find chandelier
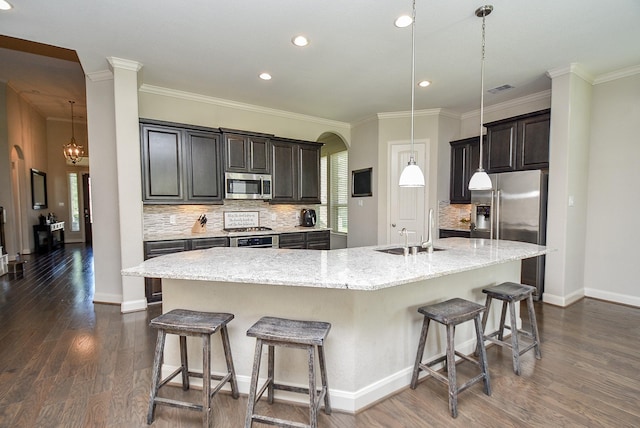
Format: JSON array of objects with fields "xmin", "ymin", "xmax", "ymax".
[{"xmin": 62, "ymin": 100, "xmax": 84, "ymax": 165}]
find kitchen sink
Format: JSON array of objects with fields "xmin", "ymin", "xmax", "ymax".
[{"xmin": 376, "ymin": 246, "xmax": 445, "ymax": 255}]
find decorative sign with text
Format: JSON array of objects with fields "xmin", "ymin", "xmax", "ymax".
[{"xmin": 223, "ymin": 211, "xmax": 260, "ymax": 229}]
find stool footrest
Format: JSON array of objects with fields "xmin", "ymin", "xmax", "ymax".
[
  {"xmin": 251, "ymin": 414, "xmax": 311, "ymax": 428},
  {"xmin": 153, "ymin": 396, "xmax": 203, "ymax": 412}
]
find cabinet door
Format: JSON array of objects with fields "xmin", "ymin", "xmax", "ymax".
[
  {"xmin": 185, "ymin": 130, "xmax": 223, "ymax": 203},
  {"xmin": 306, "ymin": 230, "xmax": 330, "ymax": 250},
  {"xmin": 224, "ymin": 134, "xmax": 248, "ymax": 172},
  {"xmin": 249, "ymin": 136, "xmax": 270, "ymax": 173},
  {"xmin": 298, "ymin": 144, "xmax": 321, "ymax": 203},
  {"xmin": 190, "ymin": 237, "xmax": 228, "ymax": 250},
  {"xmin": 517, "ymin": 113, "xmax": 550, "ymax": 170},
  {"xmin": 279, "ymin": 232, "xmax": 306, "ymax": 249},
  {"xmin": 141, "ymin": 124, "xmax": 184, "ymax": 202},
  {"xmin": 271, "ymin": 141, "xmax": 298, "ymax": 202},
  {"xmin": 449, "ymin": 142, "xmax": 469, "ymax": 203},
  {"xmin": 486, "ymin": 122, "xmax": 517, "ymax": 173},
  {"xmin": 143, "ymin": 239, "xmax": 189, "ymax": 303}
]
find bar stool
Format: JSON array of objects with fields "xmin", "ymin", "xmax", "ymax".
[
  {"xmin": 147, "ymin": 309, "xmax": 239, "ymax": 426},
  {"xmin": 480, "ymin": 282, "xmax": 541, "ymax": 375},
  {"xmin": 245, "ymin": 316, "xmax": 331, "ymax": 428},
  {"xmin": 410, "ymin": 298, "xmax": 491, "ymax": 418}
]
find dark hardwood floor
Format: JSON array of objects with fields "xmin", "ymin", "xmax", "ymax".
[{"xmin": 1, "ymin": 244, "xmax": 639, "ymax": 427}]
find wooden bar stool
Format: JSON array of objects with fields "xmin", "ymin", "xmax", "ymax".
[
  {"xmin": 245, "ymin": 316, "xmax": 331, "ymax": 428},
  {"xmin": 410, "ymin": 298, "xmax": 491, "ymax": 418},
  {"xmin": 480, "ymin": 282, "xmax": 541, "ymax": 375},
  {"xmin": 147, "ymin": 309, "xmax": 239, "ymax": 426}
]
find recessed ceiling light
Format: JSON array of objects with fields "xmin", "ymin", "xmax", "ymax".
[
  {"xmin": 291, "ymin": 35, "xmax": 309, "ymax": 47},
  {"xmin": 395, "ymin": 14, "xmax": 412, "ymax": 28},
  {"xmin": 418, "ymin": 80, "xmax": 431, "ymax": 88},
  {"xmin": 0, "ymin": 0, "xmax": 13, "ymax": 11},
  {"xmin": 259, "ymin": 73, "xmax": 272, "ymax": 81}
]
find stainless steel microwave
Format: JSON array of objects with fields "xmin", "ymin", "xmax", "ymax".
[{"xmin": 224, "ymin": 172, "xmax": 272, "ymax": 200}]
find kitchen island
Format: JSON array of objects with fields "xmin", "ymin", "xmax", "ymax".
[{"xmin": 122, "ymin": 238, "xmax": 549, "ymax": 412}]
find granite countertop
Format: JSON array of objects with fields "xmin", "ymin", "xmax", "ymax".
[
  {"xmin": 144, "ymin": 226, "xmax": 330, "ymax": 242},
  {"xmin": 122, "ymin": 238, "xmax": 550, "ymax": 291}
]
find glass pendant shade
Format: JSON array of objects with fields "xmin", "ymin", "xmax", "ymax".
[
  {"xmin": 398, "ymin": 0, "xmax": 425, "ymax": 188},
  {"xmin": 399, "ymin": 160, "xmax": 425, "ymax": 187},
  {"xmin": 468, "ymin": 168, "xmax": 492, "ymax": 190}
]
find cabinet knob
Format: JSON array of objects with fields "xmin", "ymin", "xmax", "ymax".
[{"xmin": 391, "ymin": 223, "xmax": 396, "ymax": 228}]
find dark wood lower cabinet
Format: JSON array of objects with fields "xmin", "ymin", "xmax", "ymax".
[
  {"xmin": 143, "ymin": 237, "xmax": 229, "ymax": 303},
  {"xmin": 279, "ymin": 230, "xmax": 330, "ymax": 250}
]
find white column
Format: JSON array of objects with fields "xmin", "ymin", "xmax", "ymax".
[
  {"xmin": 544, "ymin": 64, "xmax": 593, "ymax": 306},
  {"xmin": 86, "ymin": 70, "xmax": 124, "ymax": 305},
  {"xmin": 107, "ymin": 57, "xmax": 147, "ymax": 313}
]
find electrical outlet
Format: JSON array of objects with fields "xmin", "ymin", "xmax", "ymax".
[
  {"xmin": 169, "ymin": 215, "xmax": 176, "ymax": 224},
  {"xmin": 270, "ymin": 213, "xmax": 277, "ymax": 221}
]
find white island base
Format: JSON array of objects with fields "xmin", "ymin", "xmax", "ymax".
[{"xmin": 159, "ymin": 259, "xmax": 521, "ymax": 413}]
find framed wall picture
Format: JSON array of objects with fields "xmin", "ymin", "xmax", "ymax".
[
  {"xmin": 352, "ymin": 167, "xmax": 372, "ymax": 197},
  {"xmin": 31, "ymin": 169, "xmax": 48, "ymax": 210}
]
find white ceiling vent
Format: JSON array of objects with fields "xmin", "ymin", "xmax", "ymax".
[{"xmin": 488, "ymin": 84, "xmax": 515, "ymax": 94}]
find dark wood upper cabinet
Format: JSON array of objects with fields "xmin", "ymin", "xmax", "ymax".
[
  {"xmin": 185, "ymin": 130, "xmax": 223, "ymax": 202},
  {"xmin": 221, "ymin": 129, "xmax": 271, "ymax": 174},
  {"xmin": 271, "ymin": 138, "xmax": 322, "ymax": 204},
  {"xmin": 518, "ymin": 112, "xmax": 551, "ymax": 170},
  {"xmin": 141, "ymin": 123, "xmax": 184, "ymax": 202},
  {"xmin": 141, "ymin": 120, "xmax": 223, "ymax": 204},
  {"xmin": 485, "ymin": 109, "xmax": 550, "ymax": 173},
  {"xmin": 449, "ymin": 136, "xmax": 486, "ymax": 204},
  {"xmin": 486, "ymin": 122, "xmax": 517, "ymax": 173}
]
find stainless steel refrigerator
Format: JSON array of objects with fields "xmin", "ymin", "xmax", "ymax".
[{"xmin": 470, "ymin": 170, "xmax": 548, "ymax": 299}]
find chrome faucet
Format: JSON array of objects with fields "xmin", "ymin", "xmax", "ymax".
[
  {"xmin": 399, "ymin": 228, "xmax": 416, "ymax": 255},
  {"xmin": 421, "ymin": 208, "xmax": 435, "ymax": 253}
]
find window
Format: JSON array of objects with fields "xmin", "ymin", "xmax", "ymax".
[
  {"xmin": 68, "ymin": 172, "xmax": 80, "ymax": 232},
  {"xmin": 319, "ymin": 146, "xmax": 348, "ymax": 234}
]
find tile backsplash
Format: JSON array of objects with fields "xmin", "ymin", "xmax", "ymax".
[
  {"xmin": 438, "ymin": 201, "xmax": 472, "ymax": 230},
  {"xmin": 143, "ymin": 201, "xmax": 317, "ymax": 237}
]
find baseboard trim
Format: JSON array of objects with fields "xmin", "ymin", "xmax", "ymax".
[
  {"xmin": 543, "ymin": 289, "xmax": 584, "ymax": 307},
  {"xmin": 121, "ymin": 298, "xmax": 147, "ymax": 313},
  {"xmin": 93, "ymin": 292, "xmax": 122, "ymax": 305},
  {"xmin": 584, "ymin": 288, "xmax": 640, "ymax": 308}
]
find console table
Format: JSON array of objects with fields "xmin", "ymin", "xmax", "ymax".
[{"xmin": 33, "ymin": 222, "xmax": 65, "ymax": 253}]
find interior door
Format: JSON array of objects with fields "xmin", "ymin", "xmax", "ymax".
[
  {"xmin": 389, "ymin": 141, "xmax": 427, "ymax": 245},
  {"xmin": 82, "ymin": 173, "xmax": 93, "ymax": 244}
]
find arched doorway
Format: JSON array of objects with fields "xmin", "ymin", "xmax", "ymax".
[{"xmin": 317, "ymin": 132, "xmax": 349, "ymax": 248}]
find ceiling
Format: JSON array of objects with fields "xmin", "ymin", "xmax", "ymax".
[{"xmin": 0, "ymin": 0, "xmax": 638, "ymax": 124}]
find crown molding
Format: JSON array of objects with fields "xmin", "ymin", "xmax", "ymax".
[
  {"xmin": 546, "ymin": 63, "xmax": 594, "ymax": 83},
  {"xmin": 594, "ymin": 64, "xmax": 640, "ymax": 85},
  {"xmin": 86, "ymin": 69, "xmax": 113, "ymax": 82},
  {"xmin": 107, "ymin": 57, "xmax": 143, "ymax": 72},
  {"xmin": 139, "ymin": 84, "xmax": 351, "ymax": 130},
  {"xmin": 377, "ymin": 108, "xmax": 458, "ymax": 120},
  {"xmin": 460, "ymin": 90, "xmax": 552, "ymax": 121}
]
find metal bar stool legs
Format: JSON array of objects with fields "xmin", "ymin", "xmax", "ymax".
[
  {"xmin": 245, "ymin": 316, "xmax": 332, "ymax": 428},
  {"xmin": 411, "ymin": 298, "xmax": 491, "ymax": 418},
  {"xmin": 147, "ymin": 310, "xmax": 239, "ymax": 426},
  {"xmin": 480, "ymin": 282, "xmax": 541, "ymax": 375}
]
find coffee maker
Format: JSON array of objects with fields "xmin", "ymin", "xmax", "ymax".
[{"xmin": 300, "ymin": 209, "xmax": 317, "ymax": 227}]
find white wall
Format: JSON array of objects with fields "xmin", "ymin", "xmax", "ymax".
[
  {"xmin": 348, "ymin": 117, "xmax": 378, "ymax": 247},
  {"xmin": 583, "ymin": 71, "xmax": 640, "ymax": 306}
]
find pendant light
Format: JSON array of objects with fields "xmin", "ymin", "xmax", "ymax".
[
  {"xmin": 468, "ymin": 5, "xmax": 493, "ymax": 191},
  {"xmin": 398, "ymin": 0, "xmax": 425, "ymax": 188},
  {"xmin": 62, "ymin": 100, "xmax": 84, "ymax": 165}
]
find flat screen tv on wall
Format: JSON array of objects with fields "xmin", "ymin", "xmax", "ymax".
[{"xmin": 352, "ymin": 167, "xmax": 372, "ymax": 197}]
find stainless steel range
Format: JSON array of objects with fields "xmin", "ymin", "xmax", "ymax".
[
  {"xmin": 229, "ymin": 234, "xmax": 279, "ymax": 248},
  {"xmin": 224, "ymin": 211, "xmax": 279, "ymax": 248}
]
